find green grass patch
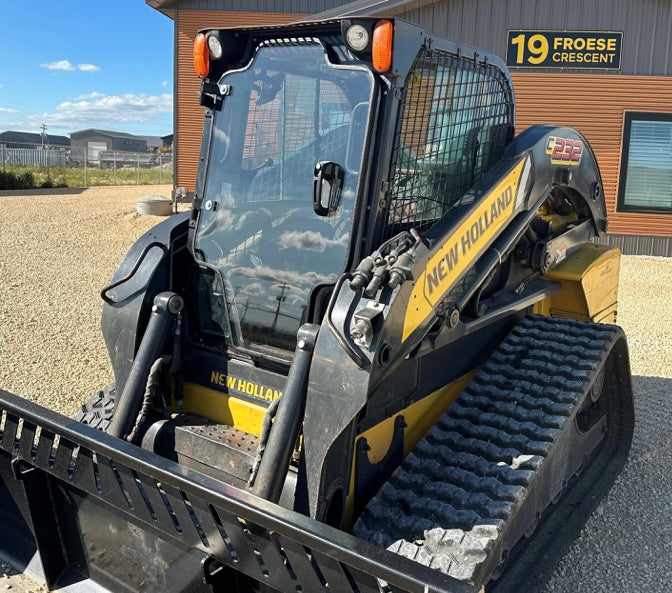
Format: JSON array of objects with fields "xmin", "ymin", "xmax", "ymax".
[{"xmin": 0, "ymin": 164, "xmax": 173, "ymax": 189}]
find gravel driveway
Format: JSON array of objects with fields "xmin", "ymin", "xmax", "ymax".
[{"xmin": 0, "ymin": 186, "xmax": 670, "ymax": 592}]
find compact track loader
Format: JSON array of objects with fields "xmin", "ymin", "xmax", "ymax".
[{"xmin": 0, "ymin": 17, "xmax": 634, "ymax": 593}]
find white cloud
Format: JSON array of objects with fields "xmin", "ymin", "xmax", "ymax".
[
  {"xmin": 41, "ymin": 60, "xmax": 76, "ymax": 71},
  {"xmin": 39, "ymin": 60, "xmax": 101, "ymax": 73},
  {"xmin": 77, "ymin": 64, "xmax": 100, "ymax": 73},
  {"xmin": 23, "ymin": 92, "xmax": 173, "ymax": 133},
  {"xmin": 161, "ymin": 80, "xmax": 170, "ymax": 88},
  {"xmin": 0, "ymin": 107, "xmax": 18, "ymax": 114},
  {"xmin": 71, "ymin": 92, "xmax": 106, "ymax": 100}
]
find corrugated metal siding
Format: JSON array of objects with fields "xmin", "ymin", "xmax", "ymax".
[
  {"xmin": 175, "ymin": 0, "xmax": 349, "ymax": 13},
  {"xmin": 395, "ymin": 0, "xmax": 672, "ymax": 76},
  {"xmin": 595, "ymin": 233, "xmax": 672, "ymax": 256},
  {"xmin": 176, "ymin": 10, "xmax": 306, "ymax": 190},
  {"xmin": 512, "ymin": 72, "xmax": 672, "ymax": 238},
  {"xmin": 309, "ymin": 0, "xmax": 436, "ymax": 19}
]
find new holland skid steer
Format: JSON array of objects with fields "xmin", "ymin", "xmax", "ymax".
[{"xmin": 0, "ymin": 17, "xmax": 634, "ymax": 593}]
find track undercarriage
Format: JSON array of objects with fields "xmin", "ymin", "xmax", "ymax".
[{"xmin": 355, "ymin": 315, "xmax": 634, "ymax": 591}]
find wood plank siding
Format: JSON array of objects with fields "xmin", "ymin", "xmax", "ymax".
[
  {"xmin": 512, "ymin": 72, "xmax": 672, "ymax": 237},
  {"xmin": 176, "ymin": 10, "xmax": 306, "ymax": 190}
]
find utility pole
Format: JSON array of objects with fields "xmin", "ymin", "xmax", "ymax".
[
  {"xmin": 40, "ymin": 123, "xmax": 51, "ymax": 182},
  {"xmin": 273, "ymin": 284, "xmax": 288, "ymax": 328}
]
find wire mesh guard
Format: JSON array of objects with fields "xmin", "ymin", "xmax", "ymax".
[{"xmin": 384, "ymin": 48, "xmax": 514, "ymax": 239}]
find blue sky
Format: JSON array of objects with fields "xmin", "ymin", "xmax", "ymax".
[{"xmin": 0, "ymin": 0, "xmax": 173, "ymax": 137}]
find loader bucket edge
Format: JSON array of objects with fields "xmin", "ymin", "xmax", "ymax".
[{"xmin": 0, "ymin": 389, "xmax": 475, "ymax": 593}]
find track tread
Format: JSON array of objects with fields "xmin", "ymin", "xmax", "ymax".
[
  {"xmin": 353, "ymin": 315, "xmax": 620, "ymax": 586},
  {"xmin": 74, "ymin": 384, "xmax": 116, "ymax": 432}
]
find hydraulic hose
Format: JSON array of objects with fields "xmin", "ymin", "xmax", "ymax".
[
  {"xmin": 247, "ymin": 396, "xmax": 281, "ymax": 488},
  {"xmin": 126, "ymin": 354, "xmax": 171, "ymax": 444},
  {"xmin": 107, "ymin": 291, "xmax": 184, "ymax": 440},
  {"xmin": 170, "ymin": 315, "xmax": 184, "ymax": 412}
]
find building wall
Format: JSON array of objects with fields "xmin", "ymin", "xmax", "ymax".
[
  {"xmin": 175, "ymin": 10, "xmax": 307, "ymax": 190},
  {"xmin": 110, "ymin": 137, "xmax": 147, "ymax": 152},
  {"xmin": 391, "ymin": 0, "xmax": 672, "ymax": 250},
  {"xmin": 71, "ymin": 135, "xmax": 110, "ymax": 150},
  {"xmin": 166, "ymin": 0, "xmax": 672, "ymax": 252},
  {"xmin": 0, "ymin": 133, "xmax": 70, "ymax": 149},
  {"xmin": 396, "ymin": 0, "xmax": 672, "ymax": 76},
  {"xmin": 511, "ymin": 73, "xmax": 672, "ymax": 239},
  {"xmin": 70, "ymin": 134, "xmax": 147, "ymax": 152}
]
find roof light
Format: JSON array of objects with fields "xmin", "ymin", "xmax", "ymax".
[
  {"xmin": 193, "ymin": 33, "xmax": 209, "ymax": 77},
  {"xmin": 345, "ymin": 24, "xmax": 370, "ymax": 52},
  {"xmin": 207, "ymin": 34, "xmax": 223, "ymax": 59},
  {"xmin": 372, "ymin": 20, "xmax": 393, "ymax": 72}
]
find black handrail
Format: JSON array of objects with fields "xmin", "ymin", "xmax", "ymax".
[{"xmin": 100, "ymin": 242, "xmax": 168, "ymax": 304}]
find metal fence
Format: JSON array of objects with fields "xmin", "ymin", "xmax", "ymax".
[
  {"xmin": 0, "ymin": 146, "xmax": 68, "ymax": 167},
  {"xmin": 0, "ymin": 144, "xmax": 173, "ymax": 187}
]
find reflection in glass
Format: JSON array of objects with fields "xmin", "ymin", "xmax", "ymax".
[{"xmin": 194, "ymin": 44, "xmax": 374, "ymax": 353}]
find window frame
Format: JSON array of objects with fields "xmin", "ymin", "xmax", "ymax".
[{"xmin": 617, "ymin": 111, "xmax": 672, "ymax": 214}]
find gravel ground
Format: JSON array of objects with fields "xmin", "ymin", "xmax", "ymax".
[
  {"xmin": 0, "ymin": 186, "xmax": 671, "ymax": 592},
  {"xmin": 540, "ymin": 256, "xmax": 672, "ymax": 593},
  {"xmin": 0, "ymin": 186, "xmax": 168, "ymax": 411}
]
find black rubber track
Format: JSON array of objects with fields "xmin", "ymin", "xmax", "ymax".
[
  {"xmin": 353, "ymin": 315, "xmax": 633, "ymax": 589},
  {"xmin": 74, "ymin": 383, "xmax": 116, "ymax": 431}
]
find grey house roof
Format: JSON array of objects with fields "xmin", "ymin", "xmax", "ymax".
[
  {"xmin": 70, "ymin": 129, "xmax": 143, "ymax": 140},
  {"xmin": 146, "ymin": 0, "xmax": 358, "ymax": 18},
  {"xmin": 0, "ymin": 130, "xmax": 70, "ymax": 147}
]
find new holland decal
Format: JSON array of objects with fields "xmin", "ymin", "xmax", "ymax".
[
  {"xmin": 210, "ymin": 371, "xmax": 282, "ymax": 402},
  {"xmin": 402, "ymin": 158, "xmax": 527, "ymax": 342}
]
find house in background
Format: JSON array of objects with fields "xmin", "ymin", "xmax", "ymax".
[
  {"xmin": 147, "ymin": 0, "xmax": 672, "ymax": 256},
  {"xmin": 0, "ymin": 130, "xmax": 70, "ymax": 149},
  {"xmin": 142, "ymin": 135, "xmax": 165, "ymax": 152},
  {"xmin": 70, "ymin": 129, "xmax": 148, "ymax": 162},
  {"xmin": 161, "ymin": 133, "xmax": 174, "ymax": 151}
]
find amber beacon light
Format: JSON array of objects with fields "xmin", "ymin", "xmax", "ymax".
[
  {"xmin": 372, "ymin": 20, "xmax": 393, "ymax": 72},
  {"xmin": 193, "ymin": 33, "xmax": 209, "ymax": 77}
]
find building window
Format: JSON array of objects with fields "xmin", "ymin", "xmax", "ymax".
[{"xmin": 618, "ymin": 112, "xmax": 672, "ymax": 213}]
